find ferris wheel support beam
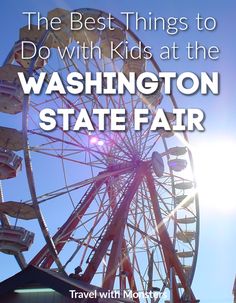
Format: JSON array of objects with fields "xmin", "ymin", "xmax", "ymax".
[
  {"xmin": 82, "ymin": 164, "xmax": 146, "ymax": 287},
  {"xmin": 145, "ymin": 172, "xmax": 197, "ymax": 303},
  {"xmin": 106, "ymin": 180, "xmax": 139, "ymax": 297},
  {"xmin": 30, "ymin": 165, "xmax": 134, "ymax": 268}
]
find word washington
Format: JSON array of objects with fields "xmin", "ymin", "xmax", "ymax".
[
  {"xmin": 39, "ymin": 108, "xmax": 205, "ymax": 131},
  {"xmin": 18, "ymin": 71, "xmax": 219, "ymax": 95}
]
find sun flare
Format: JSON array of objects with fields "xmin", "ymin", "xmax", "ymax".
[{"xmin": 192, "ymin": 140, "xmax": 236, "ymax": 212}]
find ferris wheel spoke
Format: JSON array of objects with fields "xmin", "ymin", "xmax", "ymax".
[
  {"xmin": 144, "ymin": 181, "xmax": 175, "ymax": 219},
  {"xmin": 153, "ymin": 176, "xmax": 176, "ymax": 198},
  {"xmin": 125, "ymin": 111, "xmax": 143, "ymax": 157},
  {"xmin": 31, "ymin": 148, "xmax": 106, "ymax": 169},
  {"xmin": 29, "ymin": 129, "xmax": 131, "ymax": 165},
  {"xmin": 137, "ymin": 122, "xmax": 156, "ymax": 159},
  {"xmin": 23, "ymin": 164, "xmax": 135, "ymax": 206},
  {"xmin": 143, "ymin": 134, "xmax": 160, "ymax": 159}
]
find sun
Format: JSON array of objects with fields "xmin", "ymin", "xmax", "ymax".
[{"xmin": 192, "ymin": 140, "xmax": 236, "ymax": 213}]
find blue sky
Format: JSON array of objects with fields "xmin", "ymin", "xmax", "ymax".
[{"xmin": 0, "ymin": 1, "xmax": 235, "ymax": 302}]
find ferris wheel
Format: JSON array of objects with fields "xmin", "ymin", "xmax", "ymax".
[{"xmin": 0, "ymin": 8, "xmax": 199, "ymax": 303}]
